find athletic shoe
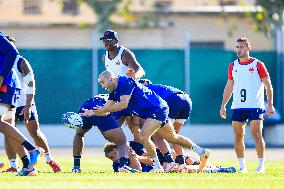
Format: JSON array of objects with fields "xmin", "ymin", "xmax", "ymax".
[
  {"xmin": 71, "ymin": 166, "xmax": 81, "ymax": 173},
  {"xmin": 5, "ymin": 167, "xmax": 18, "ymax": 172},
  {"xmin": 118, "ymin": 166, "xmax": 141, "ymax": 173},
  {"xmin": 218, "ymin": 166, "xmax": 237, "ymax": 173},
  {"xmin": 0, "ymin": 162, "xmax": 4, "ymax": 169},
  {"xmin": 239, "ymin": 167, "xmax": 248, "ymax": 173},
  {"xmin": 47, "ymin": 160, "xmax": 62, "ymax": 172},
  {"xmin": 198, "ymin": 149, "xmax": 211, "ymax": 171},
  {"xmin": 149, "ymin": 166, "xmax": 164, "ymax": 173},
  {"xmin": 255, "ymin": 167, "xmax": 265, "ymax": 174},
  {"xmin": 178, "ymin": 164, "xmax": 189, "ymax": 173},
  {"xmin": 164, "ymin": 162, "xmax": 178, "ymax": 172},
  {"xmin": 28, "ymin": 148, "xmax": 42, "ymax": 170},
  {"xmin": 16, "ymin": 168, "xmax": 37, "ymax": 176}
]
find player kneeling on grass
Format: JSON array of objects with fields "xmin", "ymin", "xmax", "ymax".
[
  {"xmin": 62, "ymin": 94, "xmax": 140, "ymax": 173},
  {"xmin": 104, "ymin": 141, "xmax": 236, "ymax": 173}
]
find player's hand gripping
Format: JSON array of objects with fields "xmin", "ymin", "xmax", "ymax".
[
  {"xmin": 126, "ymin": 68, "xmax": 136, "ymax": 79},
  {"xmin": 93, "ymin": 105, "xmax": 110, "ymax": 116}
]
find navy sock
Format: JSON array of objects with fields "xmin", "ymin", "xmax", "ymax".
[
  {"xmin": 164, "ymin": 152, "xmax": 174, "ymax": 163},
  {"xmin": 119, "ymin": 157, "xmax": 129, "ymax": 167},
  {"xmin": 175, "ymin": 155, "xmax": 185, "ymax": 165},
  {"xmin": 21, "ymin": 155, "xmax": 29, "ymax": 169},
  {"xmin": 22, "ymin": 140, "xmax": 36, "ymax": 151},
  {"xmin": 74, "ymin": 156, "xmax": 81, "ymax": 167}
]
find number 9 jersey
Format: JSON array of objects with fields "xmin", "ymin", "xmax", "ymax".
[{"xmin": 228, "ymin": 58, "xmax": 268, "ymax": 110}]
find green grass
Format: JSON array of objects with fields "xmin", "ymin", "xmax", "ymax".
[{"xmin": 0, "ymin": 156, "xmax": 283, "ymax": 189}]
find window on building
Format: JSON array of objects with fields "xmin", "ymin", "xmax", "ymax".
[
  {"xmin": 190, "ymin": 41, "xmax": 224, "ymax": 49},
  {"xmin": 154, "ymin": 0, "xmax": 172, "ymax": 10},
  {"xmin": 62, "ymin": 0, "xmax": 79, "ymax": 15},
  {"xmin": 23, "ymin": 0, "xmax": 42, "ymax": 15},
  {"xmin": 219, "ymin": 0, "xmax": 238, "ymax": 6}
]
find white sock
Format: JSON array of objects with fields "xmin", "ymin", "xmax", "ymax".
[
  {"xmin": 44, "ymin": 152, "xmax": 53, "ymax": 163},
  {"xmin": 9, "ymin": 159, "xmax": 17, "ymax": 169},
  {"xmin": 258, "ymin": 158, "xmax": 265, "ymax": 169},
  {"xmin": 203, "ymin": 167, "xmax": 219, "ymax": 173},
  {"xmin": 191, "ymin": 143, "xmax": 205, "ymax": 156},
  {"xmin": 151, "ymin": 156, "xmax": 162, "ymax": 168},
  {"xmin": 238, "ymin": 158, "xmax": 246, "ymax": 169}
]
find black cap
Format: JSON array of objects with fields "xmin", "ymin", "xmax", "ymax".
[
  {"xmin": 138, "ymin": 79, "xmax": 152, "ymax": 85},
  {"xmin": 100, "ymin": 30, "xmax": 118, "ymax": 40}
]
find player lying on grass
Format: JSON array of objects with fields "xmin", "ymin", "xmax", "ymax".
[
  {"xmin": 81, "ymin": 71, "xmax": 210, "ymax": 172},
  {"xmin": 104, "ymin": 141, "xmax": 236, "ymax": 173},
  {"xmin": 63, "ymin": 94, "xmax": 140, "ymax": 173}
]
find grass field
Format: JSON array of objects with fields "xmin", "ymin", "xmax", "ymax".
[{"xmin": 0, "ymin": 149, "xmax": 284, "ymax": 189}]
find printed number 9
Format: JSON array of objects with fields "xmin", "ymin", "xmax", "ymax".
[{"xmin": 240, "ymin": 89, "xmax": 246, "ymax": 102}]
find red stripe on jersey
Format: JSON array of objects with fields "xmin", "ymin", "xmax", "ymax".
[
  {"xmin": 0, "ymin": 85, "xmax": 7, "ymax": 92},
  {"xmin": 239, "ymin": 57, "xmax": 254, "ymax": 65},
  {"xmin": 228, "ymin": 63, "xmax": 233, "ymax": 80},
  {"xmin": 257, "ymin": 61, "xmax": 268, "ymax": 79}
]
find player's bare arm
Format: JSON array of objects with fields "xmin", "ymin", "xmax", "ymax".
[
  {"xmin": 80, "ymin": 100, "xmax": 115, "ymax": 117},
  {"xmin": 98, "ymin": 95, "xmax": 131, "ymax": 113},
  {"xmin": 122, "ymin": 50, "xmax": 145, "ymax": 79},
  {"xmin": 102, "ymin": 55, "xmax": 105, "ymax": 65},
  {"xmin": 129, "ymin": 148, "xmax": 142, "ymax": 171},
  {"xmin": 20, "ymin": 59, "xmax": 35, "ymax": 122},
  {"xmin": 0, "ymin": 76, "xmax": 4, "ymax": 87},
  {"xmin": 262, "ymin": 76, "xmax": 275, "ymax": 115},
  {"xmin": 220, "ymin": 80, "xmax": 234, "ymax": 119}
]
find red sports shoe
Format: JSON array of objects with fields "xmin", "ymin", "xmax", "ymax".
[
  {"xmin": 47, "ymin": 160, "xmax": 62, "ymax": 172},
  {"xmin": 0, "ymin": 162, "xmax": 4, "ymax": 169},
  {"xmin": 6, "ymin": 167, "xmax": 18, "ymax": 172}
]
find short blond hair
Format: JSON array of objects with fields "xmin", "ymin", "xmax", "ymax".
[{"xmin": 237, "ymin": 37, "xmax": 251, "ymax": 50}]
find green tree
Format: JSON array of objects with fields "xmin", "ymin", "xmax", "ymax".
[
  {"xmin": 84, "ymin": 0, "xmax": 122, "ymax": 31},
  {"xmin": 253, "ymin": 0, "xmax": 284, "ymax": 38}
]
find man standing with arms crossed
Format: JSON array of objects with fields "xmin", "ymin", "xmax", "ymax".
[{"xmin": 220, "ymin": 37, "xmax": 275, "ymax": 173}]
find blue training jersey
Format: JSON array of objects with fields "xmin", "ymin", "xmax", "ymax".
[
  {"xmin": 78, "ymin": 94, "xmax": 109, "ymax": 112},
  {"xmin": 109, "ymin": 76, "xmax": 168, "ymax": 118},
  {"xmin": 0, "ymin": 33, "xmax": 19, "ymax": 80},
  {"xmin": 146, "ymin": 84, "xmax": 184, "ymax": 100},
  {"xmin": 78, "ymin": 94, "xmax": 121, "ymax": 119}
]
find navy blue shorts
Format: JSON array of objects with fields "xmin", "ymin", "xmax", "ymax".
[
  {"xmin": 166, "ymin": 93, "xmax": 192, "ymax": 120},
  {"xmin": 81, "ymin": 114, "xmax": 121, "ymax": 133},
  {"xmin": 112, "ymin": 109, "xmax": 133, "ymax": 120},
  {"xmin": 231, "ymin": 109, "xmax": 266, "ymax": 122},
  {"xmin": 0, "ymin": 90, "xmax": 20, "ymax": 108},
  {"xmin": 139, "ymin": 107, "xmax": 169, "ymax": 127},
  {"xmin": 16, "ymin": 105, "xmax": 38, "ymax": 122}
]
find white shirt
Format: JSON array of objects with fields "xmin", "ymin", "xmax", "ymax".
[
  {"xmin": 104, "ymin": 46, "xmax": 129, "ymax": 76},
  {"xmin": 231, "ymin": 58, "xmax": 265, "ymax": 109},
  {"xmin": 15, "ymin": 57, "xmax": 34, "ymax": 107}
]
